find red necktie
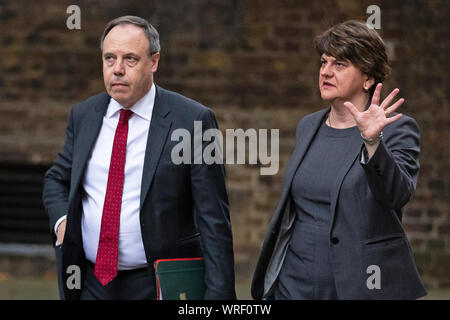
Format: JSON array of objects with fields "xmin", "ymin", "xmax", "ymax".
[{"xmin": 95, "ymin": 108, "xmax": 133, "ymax": 286}]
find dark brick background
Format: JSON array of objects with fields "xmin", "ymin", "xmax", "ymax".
[{"xmin": 0, "ymin": 0, "xmax": 448, "ymax": 290}]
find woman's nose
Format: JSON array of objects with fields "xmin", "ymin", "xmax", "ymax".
[{"xmin": 320, "ymin": 64, "xmax": 333, "ymax": 77}]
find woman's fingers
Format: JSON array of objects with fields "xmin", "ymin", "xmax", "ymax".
[
  {"xmin": 343, "ymin": 101, "xmax": 360, "ymax": 118},
  {"xmin": 380, "ymin": 88, "xmax": 400, "ymax": 110},
  {"xmin": 385, "ymin": 113, "xmax": 403, "ymax": 124},
  {"xmin": 371, "ymin": 83, "xmax": 383, "ymax": 106},
  {"xmin": 343, "ymin": 87, "xmax": 404, "ymax": 131},
  {"xmin": 384, "ymin": 98, "xmax": 405, "ymax": 116}
]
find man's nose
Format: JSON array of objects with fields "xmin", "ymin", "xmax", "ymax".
[{"xmin": 113, "ymin": 59, "xmax": 125, "ymax": 75}]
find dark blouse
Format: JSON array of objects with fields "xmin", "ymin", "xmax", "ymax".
[
  {"xmin": 291, "ymin": 120, "xmax": 359, "ymax": 227},
  {"xmin": 275, "ymin": 119, "xmax": 359, "ymax": 300}
]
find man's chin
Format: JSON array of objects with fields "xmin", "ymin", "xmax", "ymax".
[{"xmin": 109, "ymin": 93, "xmax": 133, "ymax": 108}]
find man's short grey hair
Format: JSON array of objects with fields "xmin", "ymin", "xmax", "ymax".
[{"xmin": 100, "ymin": 15, "xmax": 160, "ymax": 56}]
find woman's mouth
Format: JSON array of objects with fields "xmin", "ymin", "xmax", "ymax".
[{"xmin": 322, "ymin": 81, "xmax": 335, "ymax": 89}]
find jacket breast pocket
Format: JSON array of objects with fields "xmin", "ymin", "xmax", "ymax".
[
  {"xmin": 175, "ymin": 233, "xmax": 203, "ymax": 258},
  {"xmin": 364, "ymin": 233, "xmax": 405, "ymax": 249},
  {"xmin": 176, "ymin": 232, "xmax": 201, "ymax": 245}
]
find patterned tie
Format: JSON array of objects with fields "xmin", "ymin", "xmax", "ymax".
[{"xmin": 94, "ymin": 108, "xmax": 133, "ymax": 286}]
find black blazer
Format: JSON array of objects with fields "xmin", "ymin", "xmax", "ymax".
[
  {"xmin": 252, "ymin": 107, "xmax": 426, "ymax": 300},
  {"xmin": 43, "ymin": 85, "xmax": 236, "ymax": 300}
]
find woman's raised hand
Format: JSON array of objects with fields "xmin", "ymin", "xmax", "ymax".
[{"xmin": 344, "ymin": 83, "xmax": 404, "ymax": 139}]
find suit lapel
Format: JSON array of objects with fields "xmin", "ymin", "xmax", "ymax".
[
  {"xmin": 278, "ymin": 107, "xmax": 363, "ymax": 231},
  {"xmin": 71, "ymin": 93, "xmax": 110, "ymax": 199},
  {"xmin": 140, "ymin": 85, "xmax": 172, "ymax": 208},
  {"xmin": 328, "ymin": 127, "xmax": 363, "ymax": 231},
  {"xmin": 279, "ymin": 108, "xmax": 329, "ymax": 205}
]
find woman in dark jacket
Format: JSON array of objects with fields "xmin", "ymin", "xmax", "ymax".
[{"xmin": 251, "ymin": 20, "xmax": 426, "ymax": 300}]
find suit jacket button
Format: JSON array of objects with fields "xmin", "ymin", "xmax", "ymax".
[{"xmin": 331, "ymin": 237, "xmax": 339, "ymax": 244}]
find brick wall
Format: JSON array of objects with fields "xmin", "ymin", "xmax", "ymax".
[{"xmin": 0, "ymin": 0, "xmax": 448, "ymax": 289}]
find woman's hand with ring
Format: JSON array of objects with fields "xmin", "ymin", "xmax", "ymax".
[{"xmin": 343, "ymin": 83, "xmax": 404, "ymax": 139}]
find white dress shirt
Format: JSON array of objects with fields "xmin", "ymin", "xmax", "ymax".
[{"xmin": 56, "ymin": 84, "xmax": 155, "ymax": 270}]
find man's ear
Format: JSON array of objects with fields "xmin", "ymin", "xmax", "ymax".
[{"xmin": 150, "ymin": 52, "xmax": 160, "ymax": 73}]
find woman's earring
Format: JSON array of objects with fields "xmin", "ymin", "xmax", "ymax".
[{"xmin": 363, "ymin": 86, "xmax": 369, "ymax": 92}]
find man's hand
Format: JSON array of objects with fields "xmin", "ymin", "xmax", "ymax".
[{"xmin": 56, "ymin": 219, "xmax": 67, "ymax": 246}]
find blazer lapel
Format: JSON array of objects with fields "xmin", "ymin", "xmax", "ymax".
[
  {"xmin": 328, "ymin": 128, "xmax": 363, "ymax": 231},
  {"xmin": 140, "ymin": 85, "xmax": 172, "ymax": 208},
  {"xmin": 278, "ymin": 106, "xmax": 364, "ymax": 231},
  {"xmin": 325, "ymin": 98, "xmax": 373, "ymax": 222},
  {"xmin": 71, "ymin": 93, "xmax": 109, "ymax": 199},
  {"xmin": 279, "ymin": 108, "xmax": 329, "ymax": 204}
]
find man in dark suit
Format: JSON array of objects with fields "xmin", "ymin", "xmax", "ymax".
[{"xmin": 43, "ymin": 16, "xmax": 235, "ymax": 300}]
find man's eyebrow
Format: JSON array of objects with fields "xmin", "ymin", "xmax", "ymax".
[
  {"xmin": 102, "ymin": 52, "xmax": 140, "ymax": 56},
  {"xmin": 124, "ymin": 52, "xmax": 140, "ymax": 58}
]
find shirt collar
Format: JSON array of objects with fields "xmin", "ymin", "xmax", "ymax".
[{"xmin": 106, "ymin": 83, "xmax": 156, "ymax": 121}]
